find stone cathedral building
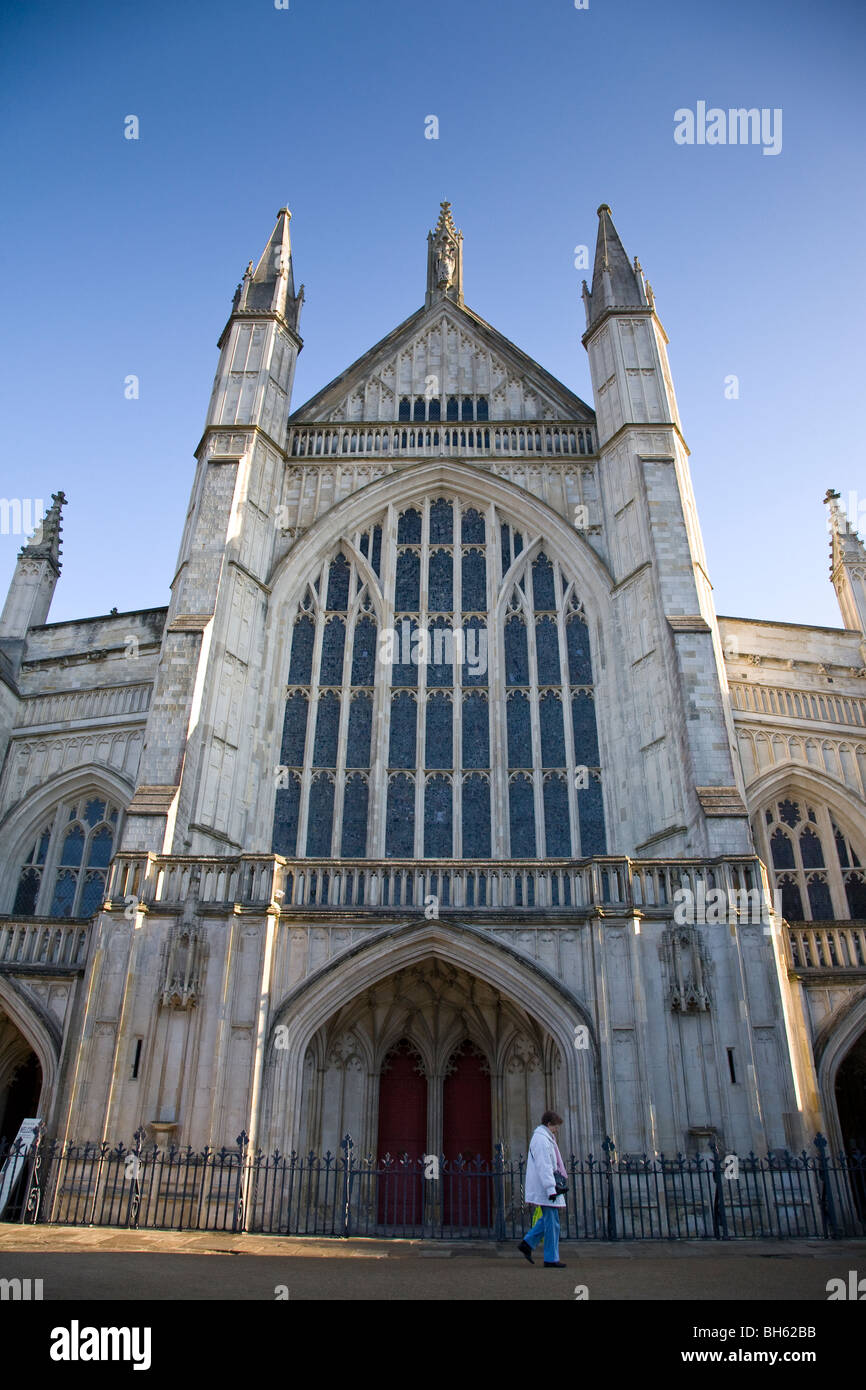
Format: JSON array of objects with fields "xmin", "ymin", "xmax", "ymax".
[{"xmin": 1, "ymin": 203, "xmax": 865, "ymax": 1178}]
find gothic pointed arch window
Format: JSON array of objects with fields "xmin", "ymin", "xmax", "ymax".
[
  {"xmin": 272, "ymin": 502, "xmax": 607, "ymax": 862},
  {"xmin": 11, "ymin": 797, "xmax": 121, "ymax": 918},
  {"xmin": 754, "ymin": 797, "xmax": 866, "ymax": 921}
]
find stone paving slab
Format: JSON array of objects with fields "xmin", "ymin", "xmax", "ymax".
[{"xmin": 1, "ymin": 1226, "xmax": 864, "ymax": 1261}]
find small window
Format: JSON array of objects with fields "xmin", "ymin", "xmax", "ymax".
[
  {"xmin": 461, "ymin": 397, "xmax": 474, "ymax": 421},
  {"xmin": 446, "ymin": 396, "xmax": 459, "ymax": 421},
  {"xmin": 398, "ymin": 397, "xmax": 411, "ymax": 421},
  {"xmin": 476, "ymin": 396, "xmax": 489, "ymax": 421},
  {"xmin": 413, "ymin": 397, "xmax": 426, "ymax": 421}
]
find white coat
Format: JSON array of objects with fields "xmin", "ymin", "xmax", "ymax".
[{"xmin": 524, "ymin": 1124, "xmax": 566, "ymax": 1208}]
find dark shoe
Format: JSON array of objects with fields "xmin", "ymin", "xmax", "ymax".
[
  {"xmin": 518, "ymin": 1240, "xmax": 535, "ymax": 1264},
  {"xmin": 544, "ymin": 1261, "xmax": 567, "ymax": 1267}
]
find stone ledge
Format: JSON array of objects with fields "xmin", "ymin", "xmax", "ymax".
[
  {"xmin": 166, "ymin": 614, "xmax": 213, "ymax": 633},
  {"xmin": 695, "ymin": 786, "xmax": 748, "ymax": 816},
  {"xmin": 125, "ymin": 785, "xmax": 179, "ymax": 815},
  {"xmin": 667, "ymin": 615, "xmax": 712, "ymax": 634}
]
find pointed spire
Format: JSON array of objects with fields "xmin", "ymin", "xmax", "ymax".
[
  {"xmin": 239, "ymin": 207, "xmax": 302, "ymax": 330},
  {"xmin": 0, "ymin": 491, "xmax": 66, "ymax": 654},
  {"xmin": 434, "ymin": 200, "xmax": 458, "ymax": 242},
  {"xmin": 826, "ymin": 488, "xmax": 866, "ymax": 567},
  {"xmin": 824, "ymin": 488, "xmax": 866, "ymax": 640},
  {"xmin": 20, "ymin": 490, "xmax": 66, "ymax": 573},
  {"xmin": 583, "ymin": 204, "xmax": 647, "ymax": 330},
  {"xmin": 426, "ymin": 200, "xmax": 464, "ymax": 307}
]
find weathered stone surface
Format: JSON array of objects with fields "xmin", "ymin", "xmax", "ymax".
[{"xmin": 0, "ymin": 206, "xmax": 863, "ymax": 1172}]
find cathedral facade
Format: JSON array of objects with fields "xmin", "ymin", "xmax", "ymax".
[{"xmin": 1, "ymin": 203, "xmax": 865, "ymax": 1174}]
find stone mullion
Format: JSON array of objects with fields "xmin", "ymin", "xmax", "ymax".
[
  {"xmin": 489, "ymin": 504, "xmax": 509, "ymax": 859},
  {"xmin": 331, "ymin": 561, "xmax": 357, "ymax": 859},
  {"xmin": 525, "ymin": 566, "xmax": 545, "ymax": 859},
  {"xmin": 476, "ymin": 503, "xmax": 495, "ymax": 863},
  {"xmin": 296, "ymin": 560, "xmax": 328, "ymax": 857},
  {"xmin": 427, "ymin": 1071, "xmax": 441, "ymax": 1163},
  {"xmin": 559, "ymin": 466, "xmax": 571, "ymax": 521},
  {"xmin": 559, "ymin": 582, "xmax": 581, "ymax": 858},
  {"xmin": 71, "ymin": 824, "xmax": 95, "ymax": 918},
  {"xmin": 540, "ymin": 463, "xmax": 552, "ymax": 512},
  {"xmin": 438, "ymin": 319, "xmax": 448, "ymax": 428},
  {"xmin": 371, "ymin": 502, "xmax": 397, "ymax": 857},
  {"xmin": 452, "ymin": 497, "xmax": 462, "ymax": 858},
  {"xmin": 33, "ymin": 801, "xmax": 68, "ymax": 917},
  {"xmin": 817, "ymin": 803, "xmax": 849, "ymax": 919},
  {"xmin": 294, "ymin": 467, "xmax": 306, "ymax": 529},
  {"xmin": 791, "ymin": 822, "xmax": 811, "ymax": 921},
  {"xmin": 311, "ymin": 465, "xmax": 324, "ymax": 525},
  {"xmin": 415, "ymin": 499, "xmax": 430, "ymax": 860}
]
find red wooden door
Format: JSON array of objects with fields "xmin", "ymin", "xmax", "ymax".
[
  {"xmin": 442, "ymin": 1042, "xmax": 492, "ymax": 1226},
  {"xmin": 376, "ymin": 1039, "xmax": 427, "ymax": 1225}
]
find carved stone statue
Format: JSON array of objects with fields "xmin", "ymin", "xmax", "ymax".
[{"xmin": 435, "ymin": 237, "xmax": 456, "ymax": 289}]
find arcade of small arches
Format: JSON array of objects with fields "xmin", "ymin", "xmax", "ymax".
[{"xmin": 399, "ymin": 394, "xmax": 489, "ymax": 422}]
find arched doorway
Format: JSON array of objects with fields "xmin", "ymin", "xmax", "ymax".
[
  {"xmin": 443, "ymin": 1040, "xmax": 492, "ymax": 1226},
  {"xmin": 376, "ymin": 1039, "xmax": 427, "ymax": 1224},
  {"xmin": 1, "ymin": 1053, "xmax": 42, "ymax": 1143},
  {"xmin": 264, "ymin": 921, "xmax": 601, "ymax": 1172},
  {"xmin": 0, "ymin": 1008, "xmax": 44, "ymax": 1143},
  {"xmin": 835, "ymin": 1031, "xmax": 866, "ymax": 1219}
]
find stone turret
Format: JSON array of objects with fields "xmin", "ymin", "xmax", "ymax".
[
  {"xmin": 581, "ymin": 204, "xmax": 750, "ymax": 856},
  {"xmin": 825, "ymin": 488, "xmax": 866, "ymax": 647},
  {"xmin": 0, "ymin": 490, "xmax": 66, "ymax": 672},
  {"xmin": 121, "ymin": 208, "xmax": 303, "ymax": 854}
]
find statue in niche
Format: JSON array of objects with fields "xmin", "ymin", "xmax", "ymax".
[{"xmin": 434, "ymin": 236, "xmax": 456, "ymax": 289}]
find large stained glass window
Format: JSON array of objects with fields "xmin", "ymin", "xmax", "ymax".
[
  {"xmin": 754, "ymin": 798, "xmax": 866, "ymax": 922},
  {"xmin": 11, "ymin": 797, "xmax": 120, "ymax": 918},
  {"xmin": 272, "ymin": 499, "xmax": 606, "ymax": 860}
]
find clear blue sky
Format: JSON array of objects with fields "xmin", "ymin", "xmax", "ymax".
[{"xmin": 1, "ymin": 0, "xmax": 863, "ymax": 628}]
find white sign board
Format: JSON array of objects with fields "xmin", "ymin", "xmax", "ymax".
[{"xmin": 0, "ymin": 1117, "xmax": 42, "ymax": 1219}]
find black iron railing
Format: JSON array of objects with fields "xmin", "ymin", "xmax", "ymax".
[{"xmin": 2, "ymin": 1129, "xmax": 864, "ymax": 1241}]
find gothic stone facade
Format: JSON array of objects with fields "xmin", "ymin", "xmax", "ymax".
[{"xmin": 1, "ymin": 203, "xmax": 865, "ymax": 1166}]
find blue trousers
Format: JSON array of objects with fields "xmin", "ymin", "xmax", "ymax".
[{"xmin": 524, "ymin": 1205, "xmax": 561, "ymax": 1263}]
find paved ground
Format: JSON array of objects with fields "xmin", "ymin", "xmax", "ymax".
[{"xmin": 1, "ymin": 1227, "xmax": 865, "ymax": 1300}]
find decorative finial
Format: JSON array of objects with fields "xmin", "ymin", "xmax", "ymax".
[
  {"xmin": 19, "ymin": 489, "xmax": 66, "ymax": 571},
  {"xmin": 426, "ymin": 202, "xmax": 463, "ymax": 305}
]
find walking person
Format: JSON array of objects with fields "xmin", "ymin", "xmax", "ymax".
[{"xmin": 518, "ymin": 1109, "xmax": 568, "ymax": 1267}]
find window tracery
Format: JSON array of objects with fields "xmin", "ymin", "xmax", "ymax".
[{"xmin": 273, "ymin": 498, "xmax": 606, "ymax": 860}]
